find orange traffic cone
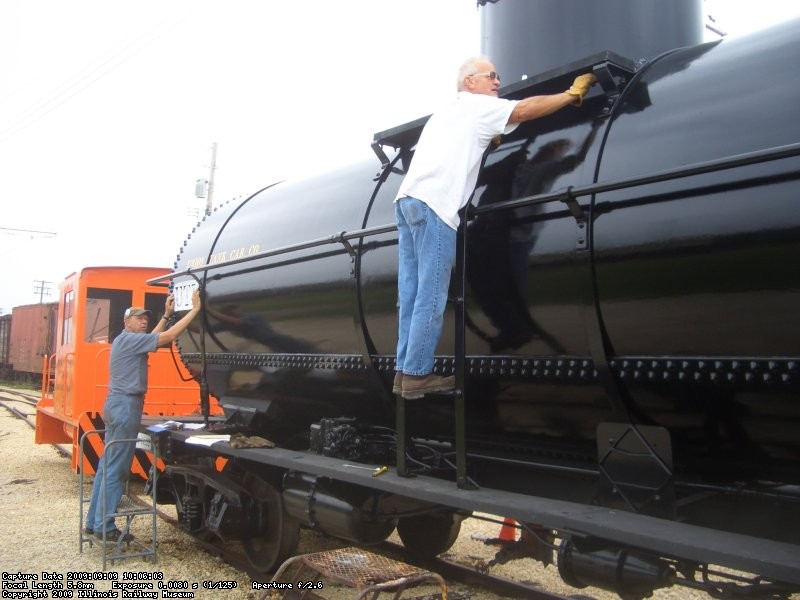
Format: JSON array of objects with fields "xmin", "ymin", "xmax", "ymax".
[{"xmin": 498, "ymin": 518, "xmax": 517, "ymax": 542}]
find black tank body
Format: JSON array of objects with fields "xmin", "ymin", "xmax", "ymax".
[{"xmin": 173, "ymin": 20, "xmax": 800, "ymax": 486}]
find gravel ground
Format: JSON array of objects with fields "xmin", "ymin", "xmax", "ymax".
[{"xmin": 0, "ymin": 402, "xmax": 793, "ymax": 600}]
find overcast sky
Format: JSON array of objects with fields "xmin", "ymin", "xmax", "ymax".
[{"xmin": 1, "ymin": 0, "xmax": 799, "ymax": 313}]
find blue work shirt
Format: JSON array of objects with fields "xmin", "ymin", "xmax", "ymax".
[{"xmin": 108, "ymin": 331, "xmax": 160, "ymax": 395}]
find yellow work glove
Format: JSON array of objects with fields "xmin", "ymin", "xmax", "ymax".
[{"xmin": 565, "ymin": 73, "xmax": 597, "ymax": 106}]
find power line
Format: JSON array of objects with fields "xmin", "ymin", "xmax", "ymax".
[
  {"xmin": 0, "ymin": 3, "xmax": 189, "ymax": 140},
  {"xmin": 0, "ymin": 227, "xmax": 57, "ymax": 239}
]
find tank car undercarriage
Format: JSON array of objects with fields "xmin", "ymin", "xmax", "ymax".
[{"xmin": 149, "ymin": 405, "xmax": 800, "ymax": 599}]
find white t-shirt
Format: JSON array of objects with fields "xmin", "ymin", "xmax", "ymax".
[{"xmin": 396, "ymin": 91, "xmax": 519, "ymax": 229}]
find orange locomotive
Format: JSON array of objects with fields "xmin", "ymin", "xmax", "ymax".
[{"xmin": 34, "ymin": 266, "xmax": 221, "ymax": 476}]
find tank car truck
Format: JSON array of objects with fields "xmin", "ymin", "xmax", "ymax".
[{"xmin": 147, "ymin": 2, "xmax": 799, "ymax": 597}]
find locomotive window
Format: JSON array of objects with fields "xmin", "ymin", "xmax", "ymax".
[
  {"xmin": 144, "ymin": 293, "xmax": 167, "ymax": 326},
  {"xmin": 62, "ymin": 290, "xmax": 75, "ymax": 346},
  {"xmin": 86, "ymin": 288, "xmax": 133, "ymax": 343},
  {"xmin": 84, "ymin": 298, "xmax": 111, "ymax": 343}
]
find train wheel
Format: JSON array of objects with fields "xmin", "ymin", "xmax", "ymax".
[
  {"xmin": 240, "ymin": 471, "xmax": 300, "ymax": 571},
  {"xmin": 397, "ymin": 512, "xmax": 464, "ymax": 559}
]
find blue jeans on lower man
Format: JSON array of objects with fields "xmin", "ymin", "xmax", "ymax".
[
  {"xmin": 85, "ymin": 393, "xmax": 144, "ymax": 533},
  {"xmin": 395, "ymin": 197, "xmax": 457, "ymax": 376}
]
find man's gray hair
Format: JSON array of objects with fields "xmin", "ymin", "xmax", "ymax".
[{"xmin": 456, "ymin": 56, "xmax": 489, "ymax": 91}]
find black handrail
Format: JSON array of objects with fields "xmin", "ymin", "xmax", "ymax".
[
  {"xmin": 146, "ymin": 224, "xmax": 396, "ymax": 285},
  {"xmin": 473, "ymin": 140, "xmax": 800, "ymax": 216},
  {"xmin": 148, "ymin": 141, "xmax": 800, "ymax": 286}
]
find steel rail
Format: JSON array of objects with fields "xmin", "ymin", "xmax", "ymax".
[{"xmin": 0, "ymin": 390, "xmax": 71, "ymax": 459}]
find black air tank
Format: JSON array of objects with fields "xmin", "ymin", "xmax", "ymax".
[{"xmin": 480, "ymin": 0, "xmax": 703, "ymax": 84}]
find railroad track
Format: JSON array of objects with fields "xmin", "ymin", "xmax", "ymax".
[
  {"xmin": 128, "ymin": 488, "xmax": 570, "ymax": 599},
  {"xmin": 0, "ymin": 386, "xmax": 570, "ymax": 599},
  {"xmin": 0, "ymin": 385, "xmax": 40, "ymax": 417},
  {"xmin": 1, "ymin": 386, "xmax": 48, "ymax": 425},
  {"xmin": 0, "ymin": 386, "xmax": 73, "ymax": 459}
]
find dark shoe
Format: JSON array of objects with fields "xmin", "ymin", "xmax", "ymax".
[
  {"xmin": 392, "ymin": 372, "xmax": 403, "ymax": 394},
  {"xmin": 95, "ymin": 529, "xmax": 134, "ymax": 543},
  {"xmin": 84, "ymin": 527, "xmax": 94, "ymax": 535},
  {"xmin": 401, "ymin": 374, "xmax": 455, "ymax": 400}
]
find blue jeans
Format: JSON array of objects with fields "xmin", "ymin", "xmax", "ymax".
[
  {"xmin": 85, "ymin": 393, "xmax": 143, "ymax": 533},
  {"xmin": 395, "ymin": 197, "xmax": 457, "ymax": 376}
]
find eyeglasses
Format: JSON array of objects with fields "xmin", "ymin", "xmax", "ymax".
[{"xmin": 470, "ymin": 71, "xmax": 501, "ymax": 82}]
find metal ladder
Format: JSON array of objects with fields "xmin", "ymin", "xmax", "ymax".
[
  {"xmin": 79, "ymin": 428, "xmax": 159, "ymax": 569},
  {"xmin": 395, "ymin": 216, "xmax": 477, "ymax": 490}
]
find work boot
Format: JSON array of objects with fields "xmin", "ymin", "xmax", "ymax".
[
  {"xmin": 401, "ymin": 374, "xmax": 455, "ymax": 400},
  {"xmin": 95, "ymin": 529, "xmax": 134, "ymax": 543},
  {"xmin": 392, "ymin": 372, "xmax": 403, "ymax": 394}
]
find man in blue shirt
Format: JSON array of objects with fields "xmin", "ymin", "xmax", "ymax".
[{"xmin": 85, "ymin": 289, "xmax": 202, "ymax": 542}]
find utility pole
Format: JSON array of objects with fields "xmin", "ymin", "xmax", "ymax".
[
  {"xmin": 193, "ymin": 142, "xmax": 217, "ymax": 217},
  {"xmin": 206, "ymin": 142, "xmax": 217, "ymax": 216},
  {"xmin": 33, "ymin": 280, "xmax": 52, "ymax": 303}
]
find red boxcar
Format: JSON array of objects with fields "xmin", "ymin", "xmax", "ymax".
[
  {"xmin": 0, "ymin": 314, "xmax": 11, "ymax": 377},
  {"xmin": 8, "ymin": 303, "xmax": 58, "ymax": 379}
]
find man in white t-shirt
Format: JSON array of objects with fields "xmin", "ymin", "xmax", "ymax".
[{"xmin": 394, "ymin": 56, "xmax": 596, "ymax": 399}]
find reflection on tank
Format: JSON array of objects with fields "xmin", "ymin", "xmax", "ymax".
[
  {"xmin": 194, "ymin": 301, "xmax": 321, "ymax": 397},
  {"xmin": 467, "ymin": 126, "xmax": 598, "ymax": 353},
  {"xmin": 206, "ymin": 303, "xmax": 318, "ymax": 354}
]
